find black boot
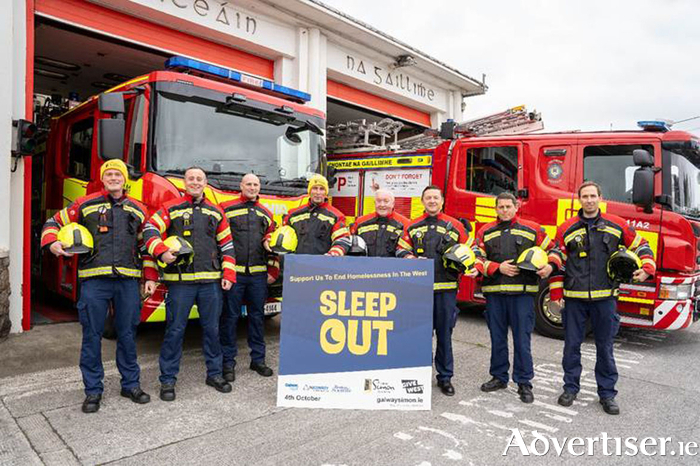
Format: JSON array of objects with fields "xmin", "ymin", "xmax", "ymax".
[
  {"xmin": 223, "ymin": 366, "xmax": 236, "ymax": 383},
  {"xmin": 160, "ymin": 384, "xmax": 176, "ymax": 402},
  {"xmin": 250, "ymin": 362, "xmax": 273, "ymax": 377},
  {"xmin": 557, "ymin": 391, "xmax": 577, "ymax": 407},
  {"xmin": 206, "ymin": 376, "xmax": 232, "ymax": 393},
  {"xmin": 480, "ymin": 377, "xmax": 507, "ymax": 392},
  {"xmin": 600, "ymin": 397, "xmax": 620, "ymax": 415},
  {"xmin": 120, "ymin": 387, "xmax": 151, "ymax": 404},
  {"xmin": 517, "ymin": 384, "xmax": 534, "ymax": 403},
  {"xmin": 437, "ymin": 380, "xmax": 455, "ymax": 396},
  {"xmin": 82, "ymin": 394, "xmax": 102, "ymax": 414}
]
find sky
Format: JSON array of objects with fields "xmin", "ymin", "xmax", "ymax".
[{"xmin": 322, "ymin": 0, "xmax": 700, "ymax": 134}]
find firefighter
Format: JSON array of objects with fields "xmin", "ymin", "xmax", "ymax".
[
  {"xmin": 473, "ymin": 192, "xmax": 557, "ymax": 403},
  {"xmin": 397, "ymin": 185, "xmax": 476, "ymax": 396},
  {"xmin": 350, "ymin": 189, "xmax": 410, "ymax": 257},
  {"xmin": 219, "ymin": 174, "xmax": 278, "ymax": 382},
  {"xmin": 549, "ymin": 181, "xmax": 656, "ymax": 415},
  {"xmin": 283, "ymin": 174, "xmax": 350, "ymax": 256},
  {"xmin": 41, "ymin": 159, "xmax": 153, "ymax": 413},
  {"xmin": 143, "ymin": 167, "xmax": 237, "ymax": 401}
]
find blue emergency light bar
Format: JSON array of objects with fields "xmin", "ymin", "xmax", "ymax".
[
  {"xmin": 637, "ymin": 120, "xmax": 672, "ymax": 132},
  {"xmin": 165, "ymin": 56, "xmax": 311, "ymax": 103}
]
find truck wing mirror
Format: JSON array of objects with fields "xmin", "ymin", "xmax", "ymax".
[
  {"xmin": 97, "ymin": 92, "xmax": 126, "ymax": 160},
  {"xmin": 633, "ymin": 149, "xmax": 654, "ymax": 167},
  {"xmin": 98, "ymin": 119, "xmax": 125, "ymax": 160},
  {"xmin": 327, "ymin": 166, "xmax": 338, "ymax": 188},
  {"xmin": 98, "ymin": 93, "xmax": 125, "ymax": 114},
  {"xmin": 632, "ymin": 167, "xmax": 654, "ymax": 213}
]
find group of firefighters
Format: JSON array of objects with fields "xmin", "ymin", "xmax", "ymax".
[{"xmin": 41, "ymin": 159, "xmax": 656, "ymax": 417}]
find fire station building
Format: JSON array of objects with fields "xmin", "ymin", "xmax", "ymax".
[{"xmin": 0, "ymin": 0, "xmax": 486, "ymax": 334}]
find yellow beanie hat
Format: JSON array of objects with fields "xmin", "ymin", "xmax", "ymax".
[
  {"xmin": 100, "ymin": 159, "xmax": 128, "ymax": 181},
  {"xmin": 307, "ymin": 174, "xmax": 329, "ymax": 195}
]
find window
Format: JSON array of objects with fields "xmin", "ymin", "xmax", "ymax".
[
  {"xmin": 125, "ymin": 95, "xmax": 145, "ymax": 172},
  {"xmin": 668, "ymin": 150, "xmax": 700, "ymax": 218},
  {"xmin": 67, "ymin": 118, "xmax": 93, "ymax": 180},
  {"xmin": 583, "ymin": 144, "xmax": 653, "ymax": 204},
  {"xmin": 465, "ymin": 146, "xmax": 518, "ymax": 194}
]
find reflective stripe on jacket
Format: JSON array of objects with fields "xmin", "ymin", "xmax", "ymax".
[
  {"xmin": 221, "ymin": 195, "xmax": 278, "ymax": 278},
  {"xmin": 350, "ymin": 211, "xmax": 409, "ymax": 257},
  {"xmin": 474, "ymin": 217, "xmax": 555, "ymax": 295},
  {"xmin": 144, "ymin": 193, "xmax": 236, "ymax": 283},
  {"xmin": 284, "ymin": 200, "xmax": 350, "ymax": 255},
  {"xmin": 397, "ymin": 212, "xmax": 472, "ymax": 291},
  {"xmin": 549, "ymin": 210, "xmax": 656, "ymax": 301}
]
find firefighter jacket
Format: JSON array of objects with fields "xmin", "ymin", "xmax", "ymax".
[
  {"xmin": 283, "ymin": 200, "xmax": 350, "ymax": 256},
  {"xmin": 220, "ymin": 195, "xmax": 279, "ymax": 279},
  {"xmin": 473, "ymin": 217, "xmax": 556, "ymax": 295},
  {"xmin": 397, "ymin": 212, "xmax": 472, "ymax": 292},
  {"xmin": 549, "ymin": 209, "xmax": 656, "ymax": 301},
  {"xmin": 41, "ymin": 190, "xmax": 155, "ymax": 281},
  {"xmin": 144, "ymin": 193, "xmax": 236, "ymax": 283},
  {"xmin": 350, "ymin": 211, "xmax": 410, "ymax": 257}
]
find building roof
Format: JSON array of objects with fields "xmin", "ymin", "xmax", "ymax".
[{"xmin": 265, "ymin": 0, "xmax": 487, "ymax": 97}]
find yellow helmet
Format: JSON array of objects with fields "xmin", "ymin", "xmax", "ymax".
[
  {"xmin": 443, "ymin": 243, "xmax": 476, "ymax": 273},
  {"xmin": 56, "ymin": 223, "xmax": 94, "ymax": 254},
  {"xmin": 157, "ymin": 236, "xmax": 194, "ymax": 268},
  {"xmin": 269, "ymin": 225, "xmax": 298, "ymax": 254},
  {"xmin": 607, "ymin": 248, "xmax": 642, "ymax": 282},
  {"xmin": 517, "ymin": 247, "xmax": 549, "ymax": 272}
]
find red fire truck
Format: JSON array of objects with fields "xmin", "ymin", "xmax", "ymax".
[
  {"xmin": 327, "ymin": 112, "xmax": 700, "ymax": 338},
  {"xmin": 35, "ymin": 56, "xmax": 326, "ymax": 323}
]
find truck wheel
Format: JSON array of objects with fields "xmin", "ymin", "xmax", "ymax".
[
  {"xmin": 535, "ymin": 282, "xmax": 565, "ymax": 339},
  {"xmin": 103, "ymin": 304, "xmax": 117, "ymax": 340}
]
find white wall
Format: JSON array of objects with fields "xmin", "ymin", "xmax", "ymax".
[
  {"xmin": 7, "ymin": 0, "xmax": 27, "ymax": 333},
  {"xmin": 0, "ymin": 1, "xmax": 14, "ymax": 254}
]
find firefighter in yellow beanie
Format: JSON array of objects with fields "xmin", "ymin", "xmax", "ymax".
[
  {"xmin": 282, "ymin": 174, "xmax": 349, "ymax": 255},
  {"xmin": 100, "ymin": 159, "xmax": 129, "ymax": 181},
  {"xmin": 41, "ymin": 157, "xmax": 153, "ymax": 413}
]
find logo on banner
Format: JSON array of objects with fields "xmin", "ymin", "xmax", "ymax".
[
  {"xmin": 364, "ymin": 379, "xmax": 395, "ymax": 394},
  {"xmin": 402, "ymin": 379, "xmax": 424, "ymax": 394},
  {"xmin": 285, "ymin": 383, "xmax": 298, "ymax": 391},
  {"xmin": 304, "ymin": 385, "xmax": 329, "ymax": 393},
  {"xmin": 332, "ymin": 385, "xmax": 352, "ymax": 393}
]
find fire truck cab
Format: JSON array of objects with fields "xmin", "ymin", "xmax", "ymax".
[{"xmin": 36, "ymin": 57, "xmax": 326, "ymax": 323}]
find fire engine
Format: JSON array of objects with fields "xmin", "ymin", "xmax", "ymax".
[
  {"xmin": 34, "ymin": 56, "xmax": 326, "ymax": 323},
  {"xmin": 327, "ymin": 108, "xmax": 700, "ymax": 338}
]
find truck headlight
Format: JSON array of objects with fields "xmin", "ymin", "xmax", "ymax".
[{"xmin": 658, "ymin": 283, "xmax": 692, "ymax": 300}]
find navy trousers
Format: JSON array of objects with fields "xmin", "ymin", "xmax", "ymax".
[
  {"xmin": 484, "ymin": 293, "xmax": 535, "ymax": 386},
  {"xmin": 220, "ymin": 273, "xmax": 268, "ymax": 368},
  {"xmin": 159, "ymin": 282, "xmax": 223, "ymax": 384},
  {"xmin": 77, "ymin": 278, "xmax": 141, "ymax": 395},
  {"xmin": 562, "ymin": 298, "xmax": 620, "ymax": 399},
  {"xmin": 433, "ymin": 291, "xmax": 458, "ymax": 383}
]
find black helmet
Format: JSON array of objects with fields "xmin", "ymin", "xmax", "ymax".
[
  {"xmin": 338, "ymin": 235, "xmax": 368, "ymax": 256},
  {"xmin": 607, "ymin": 248, "xmax": 642, "ymax": 282}
]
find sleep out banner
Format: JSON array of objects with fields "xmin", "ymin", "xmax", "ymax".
[{"xmin": 277, "ymin": 255, "xmax": 434, "ymax": 410}]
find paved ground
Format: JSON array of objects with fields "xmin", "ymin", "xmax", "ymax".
[{"xmin": 1, "ymin": 309, "xmax": 699, "ymax": 465}]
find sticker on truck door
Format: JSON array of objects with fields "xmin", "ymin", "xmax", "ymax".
[{"xmin": 363, "ymin": 168, "xmax": 431, "ymax": 219}]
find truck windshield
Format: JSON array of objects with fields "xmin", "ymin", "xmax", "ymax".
[
  {"xmin": 668, "ymin": 150, "xmax": 700, "ymax": 219},
  {"xmin": 152, "ymin": 90, "xmax": 321, "ymax": 183}
]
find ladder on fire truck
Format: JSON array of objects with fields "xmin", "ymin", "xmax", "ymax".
[{"xmin": 326, "ymin": 106, "xmax": 543, "ymax": 153}]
